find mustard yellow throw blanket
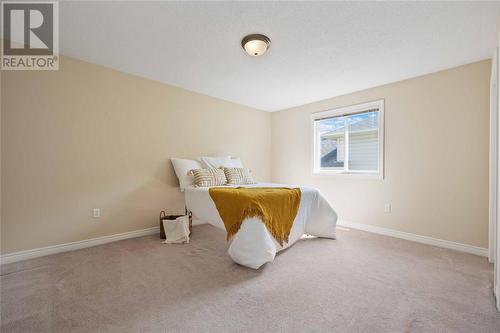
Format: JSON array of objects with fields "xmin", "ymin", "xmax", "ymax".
[{"xmin": 208, "ymin": 187, "xmax": 301, "ymax": 246}]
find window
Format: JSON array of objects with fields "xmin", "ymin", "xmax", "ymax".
[{"xmin": 312, "ymin": 100, "xmax": 384, "ymax": 177}]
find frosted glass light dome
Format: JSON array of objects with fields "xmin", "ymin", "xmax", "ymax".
[{"xmin": 241, "ymin": 34, "xmax": 271, "ymax": 57}]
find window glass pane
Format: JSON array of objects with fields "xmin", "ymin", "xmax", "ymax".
[
  {"xmin": 347, "ymin": 111, "xmax": 379, "ymax": 171},
  {"xmin": 317, "ymin": 117, "xmax": 345, "ymax": 169}
]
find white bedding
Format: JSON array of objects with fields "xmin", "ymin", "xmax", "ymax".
[{"xmin": 184, "ymin": 183, "xmax": 338, "ymax": 269}]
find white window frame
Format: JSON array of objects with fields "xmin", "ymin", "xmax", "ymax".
[{"xmin": 311, "ymin": 99, "xmax": 384, "ymax": 179}]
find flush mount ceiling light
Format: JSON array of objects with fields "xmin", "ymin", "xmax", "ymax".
[{"xmin": 241, "ymin": 34, "xmax": 271, "ymax": 57}]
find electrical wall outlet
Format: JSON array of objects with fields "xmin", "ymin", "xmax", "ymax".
[
  {"xmin": 384, "ymin": 203, "xmax": 391, "ymax": 213},
  {"xmin": 92, "ymin": 208, "xmax": 101, "ymax": 218}
]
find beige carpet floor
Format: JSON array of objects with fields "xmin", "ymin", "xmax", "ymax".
[{"xmin": 1, "ymin": 224, "xmax": 499, "ymax": 333}]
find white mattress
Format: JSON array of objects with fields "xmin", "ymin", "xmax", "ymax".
[{"xmin": 184, "ymin": 183, "xmax": 337, "ymax": 269}]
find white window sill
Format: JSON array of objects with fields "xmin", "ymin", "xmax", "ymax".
[{"xmin": 312, "ymin": 170, "xmax": 383, "ymax": 179}]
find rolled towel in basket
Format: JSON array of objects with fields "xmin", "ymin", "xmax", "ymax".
[{"xmin": 162, "ymin": 215, "xmax": 190, "ymax": 244}]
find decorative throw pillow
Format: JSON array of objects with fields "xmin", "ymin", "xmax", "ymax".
[
  {"xmin": 188, "ymin": 168, "xmax": 227, "ymax": 187},
  {"xmin": 223, "ymin": 167, "xmax": 256, "ymax": 185}
]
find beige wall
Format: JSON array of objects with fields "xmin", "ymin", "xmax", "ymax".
[
  {"xmin": 1, "ymin": 56, "xmax": 491, "ymax": 254},
  {"xmin": 271, "ymin": 60, "xmax": 491, "ymax": 248},
  {"xmin": 1, "ymin": 56, "xmax": 271, "ymax": 254}
]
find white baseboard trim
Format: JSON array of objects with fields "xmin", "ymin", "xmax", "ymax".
[
  {"xmin": 337, "ymin": 220, "xmax": 488, "ymax": 257},
  {"xmin": 1, "ymin": 221, "xmax": 487, "ymax": 264},
  {"xmin": 1, "ymin": 226, "xmax": 160, "ymax": 265}
]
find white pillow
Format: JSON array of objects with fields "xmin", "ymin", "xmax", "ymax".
[
  {"xmin": 230, "ymin": 157, "xmax": 244, "ymax": 168},
  {"xmin": 171, "ymin": 158, "xmax": 202, "ymax": 191},
  {"xmin": 199, "ymin": 156, "xmax": 232, "ymax": 169}
]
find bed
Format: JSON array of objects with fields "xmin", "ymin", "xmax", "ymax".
[{"xmin": 184, "ymin": 183, "xmax": 338, "ymax": 269}]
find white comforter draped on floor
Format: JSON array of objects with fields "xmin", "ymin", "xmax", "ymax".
[{"xmin": 184, "ymin": 183, "xmax": 338, "ymax": 269}]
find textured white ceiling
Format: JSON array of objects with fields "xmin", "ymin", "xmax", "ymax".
[{"xmin": 59, "ymin": 1, "xmax": 499, "ymax": 111}]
